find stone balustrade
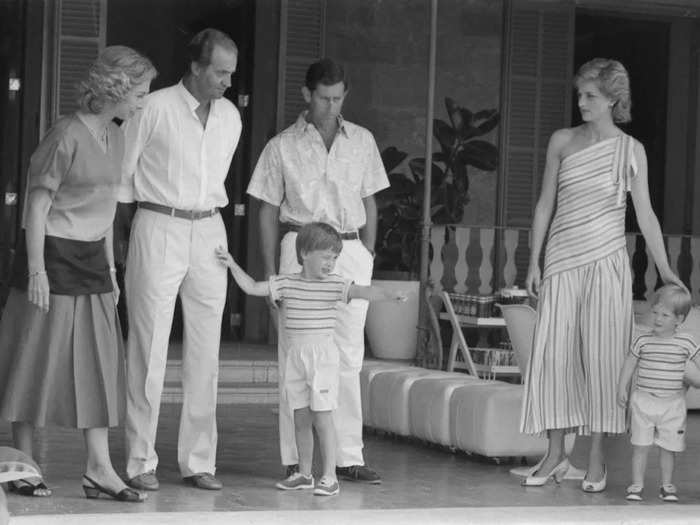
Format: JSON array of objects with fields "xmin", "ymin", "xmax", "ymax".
[{"xmin": 429, "ymin": 225, "xmax": 700, "ymax": 304}]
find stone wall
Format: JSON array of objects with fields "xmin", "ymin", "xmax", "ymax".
[{"xmin": 325, "ymin": 0, "xmax": 503, "ymax": 226}]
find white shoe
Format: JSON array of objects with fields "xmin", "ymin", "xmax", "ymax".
[{"xmin": 522, "ymin": 458, "xmax": 570, "ymax": 486}]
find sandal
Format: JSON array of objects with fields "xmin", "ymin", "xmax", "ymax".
[{"xmin": 8, "ymin": 478, "xmax": 52, "ymax": 497}]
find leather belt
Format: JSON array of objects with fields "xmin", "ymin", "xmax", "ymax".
[
  {"xmin": 137, "ymin": 201, "xmax": 219, "ymax": 220},
  {"xmin": 281, "ymin": 222, "xmax": 359, "ymax": 240}
]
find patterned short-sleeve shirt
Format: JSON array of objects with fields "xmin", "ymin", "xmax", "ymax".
[
  {"xmin": 247, "ymin": 113, "xmax": 389, "ymax": 233},
  {"xmin": 632, "ymin": 332, "xmax": 700, "ymax": 396},
  {"xmin": 269, "ymin": 274, "xmax": 351, "ymax": 336}
]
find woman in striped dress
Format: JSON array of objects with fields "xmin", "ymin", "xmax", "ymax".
[{"xmin": 520, "ymin": 58, "xmax": 683, "ymax": 490}]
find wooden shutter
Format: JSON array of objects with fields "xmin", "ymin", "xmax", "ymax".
[
  {"xmin": 499, "ymin": 0, "xmax": 574, "ymax": 227},
  {"xmin": 53, "ymin": 0, "xmax": 106, "ymax": 120},
  {"xmin": 276, "ymin": 0, "xmax": 326, "ymax": 130}
]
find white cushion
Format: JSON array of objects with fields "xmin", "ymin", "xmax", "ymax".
[{"xmin": 408, "ymin": 375, "xmax": 501, "ymax": 446}]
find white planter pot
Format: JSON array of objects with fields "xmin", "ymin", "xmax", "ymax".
[{"xmin": 365, "ymin": 280, "xmax": 420, "ymax": 360}]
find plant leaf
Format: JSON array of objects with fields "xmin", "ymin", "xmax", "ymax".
[
  {"xmin": 409, "ymin": 158, "xmax": 445, "ymax": 183},
  {"xmin": 476, "ymin": 110, "xmax": 500, "ymax": 135},
  {"xmin": 433, "ymin": 119, "xmax": 456, "ymax": 154},
  {"xmin": 380, "ymin": 146, "xmax": 408, "ymax": 173},
  {"xmin": 458, "ymin": 140, "xmax": 499, "ymax": 171}
]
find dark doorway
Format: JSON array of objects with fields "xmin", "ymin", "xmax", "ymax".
[
  {"xmin": 108, "ymin": 0, "xmax": 255, "ymax": 341},
  {"xmin": 0, "ymin": 0, "xmax": 43, "ymax": 313},
  {"xmin": 574, "ymin": 12, "xmax": 670, "ymax": 232}
]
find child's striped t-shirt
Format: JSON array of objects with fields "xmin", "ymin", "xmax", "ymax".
[
  {"xmin": 631, "ymin": 332, "xmax": 700, "ymax": 396},
  {"xmin": 269, "ymin": 273, "xmax": 351, "ymax": 336}
]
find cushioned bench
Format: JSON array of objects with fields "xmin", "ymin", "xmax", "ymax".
[
  {"xmin": 368, "ymin": 368, "xmax": 465, "ymax": 436},
  {"xmin": 449, "ymin": 382, "xmax": 575, "ymax": 458},
  {"xmin": 360, "ymin": 359, "xmax": 414, "ymax": 427},
  {"xmin": 408, "ymin": 375, "xmax": 501, "ymax": 446}
]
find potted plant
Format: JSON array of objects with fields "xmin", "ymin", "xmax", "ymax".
[{"xmin": 366, "ymin": 98, "xmax": 499, "ymax": 362}]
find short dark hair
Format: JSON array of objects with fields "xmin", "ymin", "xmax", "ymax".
[
  {"xmin": 305, "ymin": 58, "xmax": 348, "ymax": 91},
  {"xmin": 295, "ymin": 222, "xmax": 343, "ymax": 265},
  {"xmin": 184, "ymin": 28, "xmax": 237, "ymax": 76}
]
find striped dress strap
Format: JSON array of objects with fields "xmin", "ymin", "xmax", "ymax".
[{"xmin": 611, "ymin": 134, "xmax": 638, "ymax": 205}]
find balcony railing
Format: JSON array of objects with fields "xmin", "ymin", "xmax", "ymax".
[{"xmin": 428, "ymin": 225, "xmax": 700, "ymax": 304}]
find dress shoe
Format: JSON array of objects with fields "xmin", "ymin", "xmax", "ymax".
[
  {"xmin": 581, "ymin": 465, "xmax": 607, "ymax": 493},
  {"xmin": 522, "ymin": 458, "xmax": 570, "ymax": 486},
  {"xmin": 128, "ymin": 470, "xmax": 159, "ymax": 491},
  {"xmin": 336, "ymin": 465, "xmax": 381, "ymax": 484},
  {"xmin": 83, "ymin": 475, "xmax": 146, "ymax": 502},
  {"xmin": 183, "ymin": 472, "xmax": 223, "ymax": 490}
]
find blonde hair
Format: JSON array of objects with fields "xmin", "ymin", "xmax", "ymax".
[
  {"xmin": 78, "ymin": 45, "xmax": 157, "ymax": 114},
  {"xmin": 574, "ymin": 58, "xmax": 631, "ymax": 123},
  {"xmin": 652, "ymin": 284, "xmax": 692, "ymax": 320}
]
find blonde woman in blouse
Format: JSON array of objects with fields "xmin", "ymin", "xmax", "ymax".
[{"xmin": 0, "ymin": 46, "xmax": 156, "ymax": 501}]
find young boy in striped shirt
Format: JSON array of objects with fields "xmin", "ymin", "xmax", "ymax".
[
  {"xmin": 617, "ymin": 284, "xmax": 699, "ymax": 502},
  {"xmin": 215, "ymin": 222, "xmax": 406, "ymax": 496}
]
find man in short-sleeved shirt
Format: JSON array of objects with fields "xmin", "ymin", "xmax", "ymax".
[{"xmin": 247, "ymin": 58, "xmax": 388, "ymax": 483}]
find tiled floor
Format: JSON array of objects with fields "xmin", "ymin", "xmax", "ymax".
[{"xmin": 4, "ymin": 404, "xmax": 700, "ymax": 521}]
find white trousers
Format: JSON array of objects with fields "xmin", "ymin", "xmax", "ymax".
[
  {"xmin": 124, "ymin": 209, "xmax": 228, "ymax": 478},
  {"xmin": 278, "ymin": 233, "xmax": 373, "ymax": 466}
]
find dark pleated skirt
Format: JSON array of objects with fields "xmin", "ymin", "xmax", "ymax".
[{"xmin": 0, "ymin": 288, "xmax": 125, "ymax": 428}]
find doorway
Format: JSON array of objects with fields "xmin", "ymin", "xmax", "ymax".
[
  {"xmin": 108, "ymin": 0, "xmax": 256, "ymax": 341},
  {"xmin": 574, "ymin": 12, "xmax": 670, "ymax": 232}
]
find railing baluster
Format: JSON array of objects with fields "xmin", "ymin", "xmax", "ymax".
[
  {"xmin": 440, "ymin": 226, "xmax": 458, "ymax": 293},
  {"xmin": 429, "ymin": 226, "xmax": 446, "ymax": 293},
  {"xmin": 465, "ymin": 228, "xmax": 482, "ymax": 294},
  {"xmin": 454, "ymin": 227, "xmax": 470, "ymax": 294},
  {"xmin": 678, "ymin": 236, "xmax": 692, "ymax": 292},
  {"xmin": 479, "ymin": 228, "xmax": 495, "ymax": 294},
  {"xmin": 503, "ymin": 229, "xmax": 518, "ymax": 288},
  {"xmin": 691, "ymin": 237, "xmax": 700, "ymax": 303}
]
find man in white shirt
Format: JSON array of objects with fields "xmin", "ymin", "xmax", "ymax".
[
  {"xmin": 119, "ymin": 28, "xmax": 242, "ymax": 492},
  {"xmin": 247, "ymin": 58, "xmax": 389, "ymax": 484}
]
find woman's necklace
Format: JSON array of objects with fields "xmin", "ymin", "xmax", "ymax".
[{"xmin": 78, "ymin": 113, "xmax": 109, "ymax": 152}]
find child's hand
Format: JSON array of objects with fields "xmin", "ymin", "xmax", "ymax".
[
  {"xmin": 616, "ymin": 387, "xmax": 628, "ymax": 408},
  {"xmin": 215, "ymin": 246, "xmax": 234, "ymax": 268}
]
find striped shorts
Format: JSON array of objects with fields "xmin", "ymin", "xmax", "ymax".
[{"xmin": 520, "ymin": 247, "xmax": 633, "ymax": 436}]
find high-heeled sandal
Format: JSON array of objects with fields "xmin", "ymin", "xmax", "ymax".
[
  {"xmin": 581, "ymin": 465, "xmax": 607, "ymax": 493},
  {"xmin": 521, "ymin": 458, "xmax": 570, "ymax": 486},
  {"xmin": 82, "ymin": 474, "xmax": 147, "ymax": 502},
  {"xmin": 8, "ymin": 478, "xmax": 52, "ymax": 497}
]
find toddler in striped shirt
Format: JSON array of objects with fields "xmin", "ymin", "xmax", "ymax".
[
  {"xmin": 215, "ymin": 222, "xmax": 407, "ymax": 496},
  {"xmin": 617, "ymin": 284, "xmax": 699, "ymax": 502}
]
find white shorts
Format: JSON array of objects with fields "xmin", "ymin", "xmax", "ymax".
[
  {"xmin": 629, "ymin": 390, "xmax": 687, "ymax": 452},
  {"xmin": 283, "ymin": 335, "xmax": 339, "ymax": 412}
]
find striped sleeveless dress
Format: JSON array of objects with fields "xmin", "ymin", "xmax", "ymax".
[{"xmin": 520, "ymin": 134, "xmax": 637, "ymax": 436}]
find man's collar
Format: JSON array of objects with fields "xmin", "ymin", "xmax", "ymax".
[
  {"xmin": 177, "ymin": 80, "xmax": 219, "ymax": 117},
  {"xmin": 295, "ymin": 111, "xmax": 348, "ymax": 137}
]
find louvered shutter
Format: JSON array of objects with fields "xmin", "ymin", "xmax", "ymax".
[
  {"xmin": 499, "ymin": 0, "xmax": 574, "ymax": 227},
  {"xmin": 54, "ymin": 0, "xmax": 106, "ymax": 120},
  {"xmin": 276, "ymin": 0, "xmax": 326, "ymax": 130}
]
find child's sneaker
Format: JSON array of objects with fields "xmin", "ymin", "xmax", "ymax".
[
  {"xmin": 275, "ymin": 472, "xmax": 314, "ymax": 490},
  {"xmin": 313, "ymin": 476, "xmax": 340, "ymax": 496},
  {"xmin": 625, "ymin": 484, "xmax": 643, "ymax": 501},
  {"xmin": 659, "ymin": 484, "xmax": 679, "ymax": 502}
]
